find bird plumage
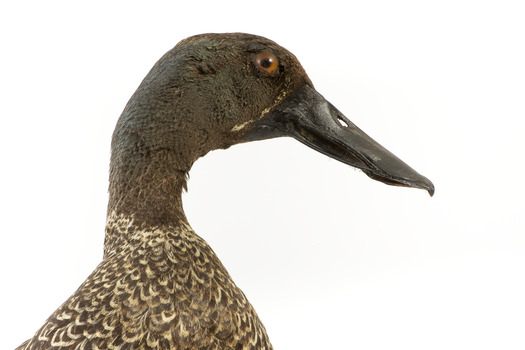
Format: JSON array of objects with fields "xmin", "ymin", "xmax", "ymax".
[
  {"xmin": 21, "ymin": 212, "xmax": 270, "ymax": 349},
  {"xmin": 18, "ymin": 32, "xmax": 433, "ymax": 349}
]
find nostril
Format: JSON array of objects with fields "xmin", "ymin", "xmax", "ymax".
[{"xmin": 337, "ymin": 115, "xmax": 349, "ymax": 128}]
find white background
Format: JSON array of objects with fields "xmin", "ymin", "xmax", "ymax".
[{"xmin": 2, "ymin": 1, "xmax": 524, "ymax": 349}]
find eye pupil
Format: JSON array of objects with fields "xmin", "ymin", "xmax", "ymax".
[{"xmin": 260, "ymin": 58, "xmax": 273, "ymax": 69}]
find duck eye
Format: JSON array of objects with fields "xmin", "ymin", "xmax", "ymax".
[{"xmin": 255, "ymin": 52, "xmax": 279, "ymax": 74}]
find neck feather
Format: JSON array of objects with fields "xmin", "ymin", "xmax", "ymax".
[{"xmin": 104, "ymin": 148, "xmax": 191, "ymax": 254}]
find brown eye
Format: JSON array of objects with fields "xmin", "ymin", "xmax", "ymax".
[{"xmin": 255, "ymin": 51, "xmax": 279, "ymax": 74}]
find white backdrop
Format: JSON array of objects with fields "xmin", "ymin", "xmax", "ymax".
[{"xmin": 2, "ymin": 1, "xmax": 524, "ymax": 349}]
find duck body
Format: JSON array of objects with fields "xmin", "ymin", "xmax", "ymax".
[
  {"xmin": 18, "ymin": 33, "xmax": 433, "ymax": 349},
  {"xmin": 20, "ymin": 215, "xmax": 269, "ymax": 349}
]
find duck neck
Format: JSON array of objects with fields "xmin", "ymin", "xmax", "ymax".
[{"xmin": 104, "ymin": 147, "xmax": 191, "ymax": 253}]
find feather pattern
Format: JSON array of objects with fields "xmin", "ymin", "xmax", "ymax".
[{"xmin": 19, "ymin": 212, "xmax": 271, "ymax": 349}]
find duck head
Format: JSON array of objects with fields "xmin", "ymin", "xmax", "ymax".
[{"xmin": 110, "ymin": 33, "xmax": 433, "ymax": 225}]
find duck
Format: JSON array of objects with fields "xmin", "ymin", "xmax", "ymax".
[{"xmin": 18, "ymin": 33, "xmax": 434, "ymax": 350}]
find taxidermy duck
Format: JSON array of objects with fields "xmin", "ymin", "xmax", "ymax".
[{"xmin": 18, "ymin": 33, "xmax": 434, "ymax": 349}]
